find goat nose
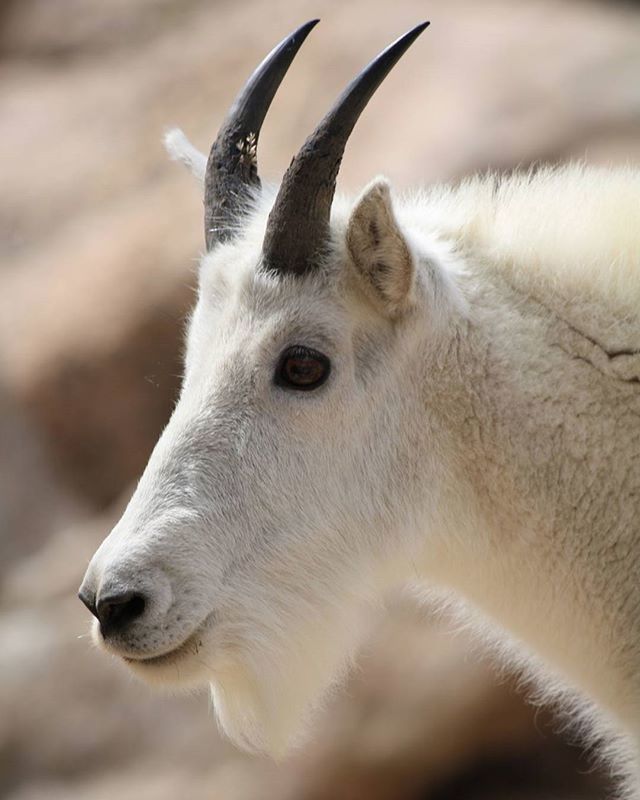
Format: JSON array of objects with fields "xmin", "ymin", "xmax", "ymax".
[
  {"xmin": 94, "ymin": 590, "xmax": 147, "ymax": 637},
  {"xmin": 78, "ymin": 586, "xmax": 97, "ymax": 618}
]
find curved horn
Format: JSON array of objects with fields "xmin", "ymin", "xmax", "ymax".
[
  {"xmin": 262, "ymin": 22, "xmax": 430, "ymax": 275},
  {"xmin": 204, "ymin": 19, "xmax": 319, "ymax": 250}
]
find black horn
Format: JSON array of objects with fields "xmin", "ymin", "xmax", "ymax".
[
  {"xmin": 204, "ymin": 20, "xmax": 319, "ymax": 250},
  {"xmin": 262, "ymin": 22, "xmax": 430, "ymax": 275}
]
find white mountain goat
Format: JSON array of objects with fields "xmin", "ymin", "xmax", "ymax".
[{"xmin": 79, "ymin": 19, "xmax": 640, "ymax": 790}]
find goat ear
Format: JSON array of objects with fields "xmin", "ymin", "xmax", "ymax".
[
  {"xmin": 164, "ymin": 128, "xmax": 207, "ymax": 182},
  {"xmin": 346, "ymin": 179, "xmax": 414, "ymax": 318}
]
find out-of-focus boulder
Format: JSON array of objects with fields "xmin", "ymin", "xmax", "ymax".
[
  {"xmin": 0, "ymin": 387, "xmax": 84, "ymax": 579},
  {"xmin": 0, "ymin": 183, "xmax": 196, "ymax": 506}
]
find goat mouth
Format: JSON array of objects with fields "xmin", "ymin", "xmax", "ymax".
[{"xmin": 122, "ymin": 630, "xmax": 205, "ymax": 668}]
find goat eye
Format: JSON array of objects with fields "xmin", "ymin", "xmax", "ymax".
[{"xmin": 275, "ymin": 346, "xmax": 331, "ymax": 391}]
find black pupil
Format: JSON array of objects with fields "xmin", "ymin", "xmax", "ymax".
[
  {"xmin": 277, "ymin": 347, "xmax": 329, "ymax": 390},
  {"xmin": 286, "ymin": 357, "xmax": 322, "ymax": 384}
]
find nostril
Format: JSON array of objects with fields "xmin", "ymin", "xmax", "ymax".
[{"xmin": 96, "ymin": 590, "xmax": 146, "ymax": 637}]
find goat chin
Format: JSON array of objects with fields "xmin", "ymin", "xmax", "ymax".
[{"xmin": 209, "ymin": 606, "xmax": 370, "ymax": 755}]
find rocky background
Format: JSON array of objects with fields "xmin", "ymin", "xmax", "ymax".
[{"xmin": 0, "ymin": 0, "xmax": 639, "ymax": 798}]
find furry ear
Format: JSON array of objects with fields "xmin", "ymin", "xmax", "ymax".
[
  {"xmin": 346, "ymin": 179, "xmax": 414, "ymax": 318},
  {"xmin": 164, "ymin": 128, "xmax": 207, "ymax": 182}
]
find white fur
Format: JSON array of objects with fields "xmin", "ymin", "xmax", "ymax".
[
  {"xmin": 81, "ymin": 150, "xmax": 640, "ymax": 794},
  {"xmin": 409, "ymin": 164, "xmax": 640, "ymax": 318},
  {"xmin": 164, "ymin": 128, "xmax": 207, "ymax": 181}
]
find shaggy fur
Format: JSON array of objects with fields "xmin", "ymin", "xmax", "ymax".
[{"xmin": 81, "ymin": 130, "xmax": 640, "ymax": 793}]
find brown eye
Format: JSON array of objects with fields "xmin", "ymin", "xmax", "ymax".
[{"xmin": 275, "ymin": 346, "xmax": 331, "ymax": 391}]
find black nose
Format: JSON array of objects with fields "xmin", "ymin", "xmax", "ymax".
[
  {"xmin": 79, "ymin": 588, "xmax": 146, "ymax": 637},
  {"xmin": 97, "ymin": 590, "xmax": 146, "ymax": 636},
  {"xmin": 78, "ymin": 586, "xmax": 97, "ymax": 618}
]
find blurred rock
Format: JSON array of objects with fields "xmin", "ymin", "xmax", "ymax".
[
  {"xmin": 0, "ymin": 181, "xmax": 196, "ymax": 506},
  {"xmin": 0, "ymin": 387, "xmax": 85, "ymax": 579}
]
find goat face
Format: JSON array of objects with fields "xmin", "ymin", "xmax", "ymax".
[{"xmin": 79, "ymin": 22, "xmax": 453, "ymax": 753}]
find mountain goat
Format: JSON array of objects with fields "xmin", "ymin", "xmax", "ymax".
[{"xmin": 79, "ymin": 19, "xmax": 640, "ymax": 791}]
